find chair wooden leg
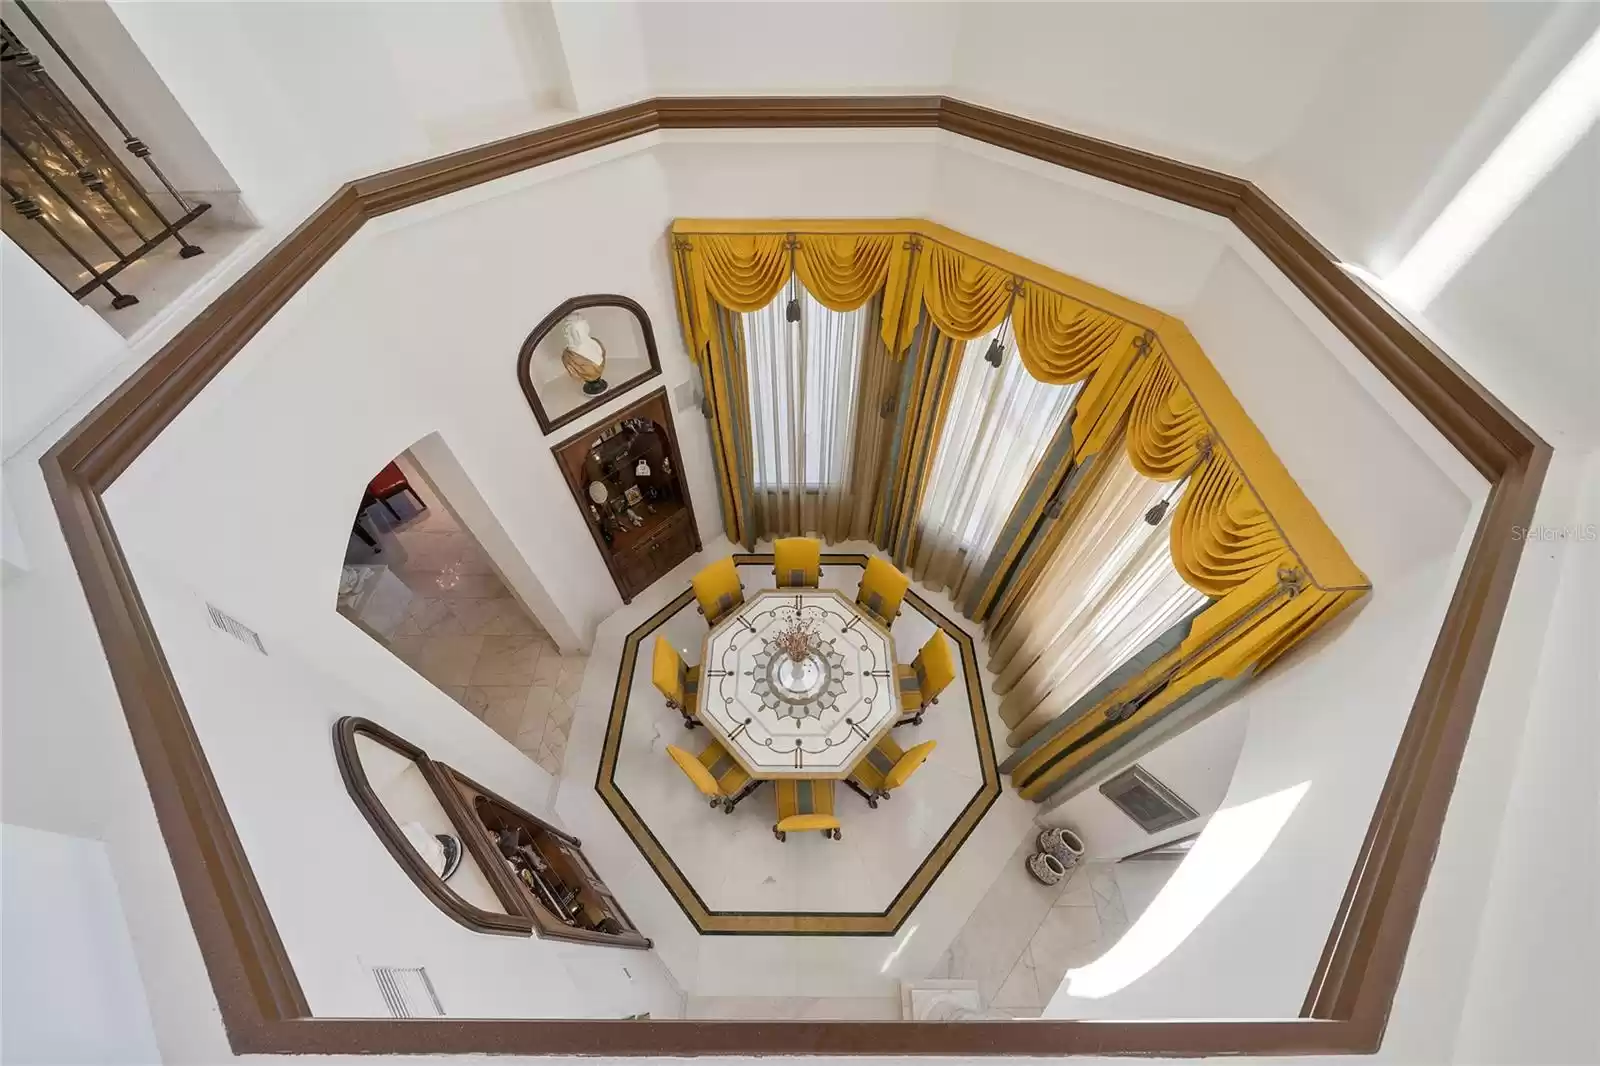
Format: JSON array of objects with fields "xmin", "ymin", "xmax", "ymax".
[
  {"xmin": 723, "ymin": 779, "xmax": 761, "ymax": 814},
  {"xmin": 844, "ymin": 778, "xmax": 880, "ymax": 809}
]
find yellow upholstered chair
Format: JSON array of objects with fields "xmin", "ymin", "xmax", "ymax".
[
  {"xmin": 773, "ymin": 537, "xmax": 822, "ymax": 588},
  {"xmin": 651, "ymin": 636, "xmax": 701, "ymax": 729},
  {"xmin": 667, "ymin": 739, "xmax": 757, "ymax": 813},
  {"xmin": 773, "ymin": 778, "xmax": 842, "ymax": 841},
  {"xmin": 692, "ymin": 557, "xmax": 744, "ymax": 625},
  {"xmin": 856, "ymin": 556, "xmax": 910, "ymax": 626},
  {"xmin": 846, "ymin": 736, "xmax": 936, "ymax": 809},
  {"xmin": 895, "ymin": 631, "xmax": 957, "ymax": 727}
]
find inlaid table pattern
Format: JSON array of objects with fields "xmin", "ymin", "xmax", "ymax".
[{"xmin": 699, "ymin": 589, "xmax": 897, "ymax": 779}]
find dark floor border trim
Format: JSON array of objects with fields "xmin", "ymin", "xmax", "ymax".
[
  {"xmin": 41, "ymin": 96, "xmax": 1548, "ymax": 1056},
  {"xmin": 593, "ymin": 555, "xmax": 1000, "ymax": 935}
]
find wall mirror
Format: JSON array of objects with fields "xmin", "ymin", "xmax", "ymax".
[{"xmin": 517, "ymin": 294, "xmax": 662, "ymax": 434}]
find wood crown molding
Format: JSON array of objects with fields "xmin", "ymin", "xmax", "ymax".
[{"xmin": 41, "ymin": 95, "xmax": 1547, "ymax": 1057}]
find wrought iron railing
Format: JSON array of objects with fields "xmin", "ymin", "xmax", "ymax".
[{"xmin": 1, "ymin": 1, "xmax": 207, "ymax": 309}]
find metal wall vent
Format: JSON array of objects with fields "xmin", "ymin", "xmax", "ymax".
[
  {"xmin": 372, "ymin": 966, "xmax": 444, "ymax": 1018},
  {"xmin": 1099, "ymin": 764, "xmax": 1199, "ymax": 834},
  {"xmin": 205, "ymin": 603, "xmax": 265, "ymax": 654}
]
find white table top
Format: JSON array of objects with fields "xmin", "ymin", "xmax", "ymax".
[{"xmin": 699, "ymin": 589, "xmax": 898, "ymax": 779}]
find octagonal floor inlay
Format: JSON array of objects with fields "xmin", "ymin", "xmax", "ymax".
[{"xmin": 596, "ymin": 554, "xmax": 1000, "ymax": 934}]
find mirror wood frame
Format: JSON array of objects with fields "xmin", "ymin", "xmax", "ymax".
[{"xmin": 517, "ymin": 293, "xmax": 663, "ymax": 435}]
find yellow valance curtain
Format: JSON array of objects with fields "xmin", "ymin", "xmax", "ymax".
[
  {"xmin": 679, "ymin": 231, "xmax": 897, "ymax": 338},
  {"xmin": 797, "ymin": 235, "xmax": 896, "ymax": 311},
  {"xmin": 917, "ymin": 242, "xmax": 1013, "ymax": 340},
  {"xmin": 670, "ymin": 219, "xmax": 1370, "ymax": 807},
  {"xmin": 1015, "ymin": 288, "xmax": 1146, "ymax": 386},
  {"xmin": 697, "ymin": 234, "xmax": 790, "ymax": 312}
]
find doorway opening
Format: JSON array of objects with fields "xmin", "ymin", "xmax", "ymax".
[{"xmin": 335, "ymin": 448, "xmax": 583, "ymax": 776}]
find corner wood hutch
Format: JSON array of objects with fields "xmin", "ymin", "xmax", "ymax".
[
  {"xmin": 334, "ymin": 717, "xmax": 648, "ymax": 947},
  {"xmin": 551, "ymin": 387, "xmax": 700, "ymax": 603}
]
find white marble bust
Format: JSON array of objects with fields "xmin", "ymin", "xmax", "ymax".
[
  {"xmin": 560, "ymin": 312, "xmax": 607, "ymax": 392},
  {"xmin": 562, "ymin": 314, "xmax": 604, "ymax": 361}
]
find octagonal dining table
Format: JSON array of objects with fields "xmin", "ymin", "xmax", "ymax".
[{"xmin": 698, "ymin": 588, "xmax": 897, "ymax": 779}]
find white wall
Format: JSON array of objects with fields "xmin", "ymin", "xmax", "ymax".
[
  {"xmin": 0, "ymin": 824, "xmax": 162, "ymax": 1065},
  {"xmin": 657, "ymin": 130, "xmax": 941, "ymax": 219},
  {"xmin": 1, "ymin": 416, "xmax": 239, "ymax": 1064},
  {"xmin": 372, "ymin": 1, "xmax": 572, "ymax": 153},
  {"xmin": 1042, "ymin": 699, "xmax": 1250, "ymax": 861},
  {"xmin": 104, "ymin": 0, "xmax": 579, "ymax": 226},
  {"xmin": 641, "ymin": 1, "xmax": 959, "ymax": 96},
  {"xmin": 1262, "ymin": 2, "xmax": 1589, "ymax": 266},
  {"xmin": 117, "ymin": 548, "xmax": 681, "ymax": 1021},
  {"xmin": 107, "ymin": 0, "xmax": 405, "ymax": 225},
  {"xmin": 1425, "ymin": 125, "xmax": 1600, "ymax": 452},
  {"xmin": 2, "ymin": 241, "xmax": 131, "ymax": 460},
  {"xmin": 1450, "ymin": 449, "xmax": 1599, "ymax": 1065},
  {"xmin": 949, "ymin": 2, "xmax": 1372, "ymax": 173},
  {"xmin": 106, "ymin": 147, "xmax": 709, "ymax": 651},
  {"xmin": 547, "ymin": 0, "xmax": 649, "ymax": 112},
  {"xmin": 931, "ymin": 138, "xmax": 1229, "ymax": 314}
]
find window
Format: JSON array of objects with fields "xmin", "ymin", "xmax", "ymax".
[
  {"xmin": 913, "ymin": 326, "xmax": 1081, "ymax": 594},
  {"xmin": 993, "ymin": 449, "xmax": 1212, "ymax": 747},
  {"xmin": 741, "ymin": 287, "xmax": 867, "ymax": 490}
]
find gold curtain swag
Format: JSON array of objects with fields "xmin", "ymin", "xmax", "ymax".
[
  {"xmin": 670, "ymin": 219, "xmax": 1369, "ymax": 803},
  {"xmin": 995, "ymin": 324, "xmax": 1370, "ymax": 800}
]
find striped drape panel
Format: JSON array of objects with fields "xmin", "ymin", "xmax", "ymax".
[
  {"xmin": 989, "ymin": 449, "xmax": 1212, "ymax": 748},
  {"xmin": 741, "ymin": 289, "xmax": 874, "ymax": 542},
  {"xmin": 907, "ymin": 325, "xmax": 1081, "ymax": 603},
  {"xmin": 881, "ymin": 316, "xmax": 965, "ymax": 563}
]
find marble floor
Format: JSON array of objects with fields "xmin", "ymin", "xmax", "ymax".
[
  {"xmin": 553, "ymin": 537, "xmax": 1041, "ymax": 1003},
  {"xmin": 931, "ymin": 834, "xmax": 1176, "ymax": 1017},
  {"xmin": 347, "ymin": 497, "xmax": 585, "ymax": 777},
  {"xmin": 606, "ymin": 557, "xmax": 995, "ymax": 918}
]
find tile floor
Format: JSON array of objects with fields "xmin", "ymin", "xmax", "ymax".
[
  {"xmin": 930, "ymin": 832, "xmax": 1176, "ymax": 1017},
  {"xmin": 356, "ymin": 502, "xmax": 586, "ymax": 777},
  {"xmin": 553, "ymin": 537, "xmax": 1040, "ymax": 1004}
]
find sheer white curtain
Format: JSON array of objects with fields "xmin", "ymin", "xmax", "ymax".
[
  {"xmin": 911, "ymin": 326, "xmax": 1081, "ymax": 599},
  {"xmin": 741, "ymin": 286, "xmax": 868, "ymax": 536},
  {"xmin": 992, "ymin": 448, "xmax": 1211, "ymax": 746}
]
